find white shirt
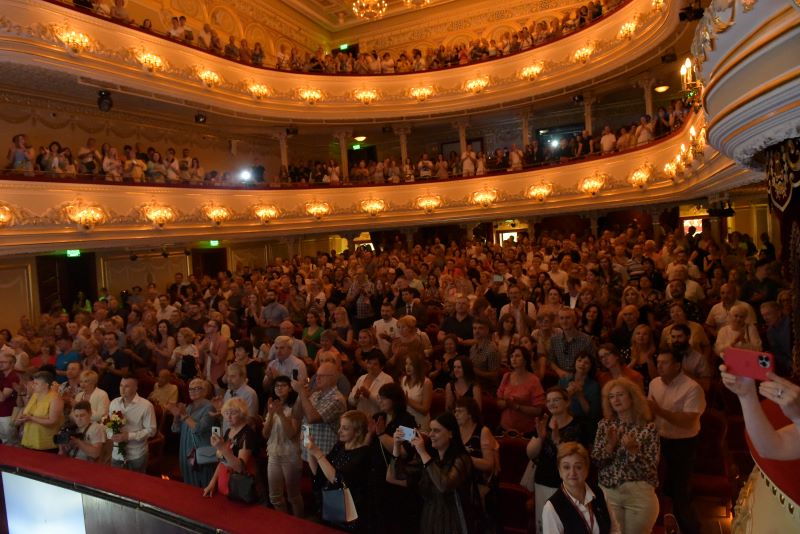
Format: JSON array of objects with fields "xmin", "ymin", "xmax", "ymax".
[
  {"xmin": 541, "ymin": 485, "xmax": 620, "ymax": 534},
  {"xmin": 267, "ymin": 338, "xmax": 308, "ymax": 361},
  {"xmin": 648, "ymin": 373, "xmax": 705, "ymax": 439},
  {"xmin": 600, "ymin": 133, "xmax": 617, "ymax": 153},
  {"xmin": 156, "ymin": 305, "xmax": 177, "ymax": 322},
  {"xmin": 373, "ymin": 318, "xmax": 398, "ymax": 356},
  {"xmin": 266, "ymin": 354, "xmax": 308, "ymax": 384},
  {"xmin": 108, "ymin": 394, "xmax": 156, "ymax": 461},
  {"xmin": 499, "ymin": 301, "xmax": 537, "ymax": 335},
  {"xmin": 75, "ymin": 387, "xmax": 110, "ymax": 423},
  {"xmin": 706, "ymin": 300, "xmax": 757, "ymax": 330},
  {"xmin": 348, "ymin": 372, "xmax": 393, "ymax": 416}
]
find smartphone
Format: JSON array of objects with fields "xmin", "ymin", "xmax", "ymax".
[
  {"xmin": 211, "ymin": 426, "xmax": 221, "ymax": 438},
  {"xmin": 492, "ymin": 274, "xmax": 504, "ymax": 283},
  {"xmin": 292, "ymin": 369, "xmax": 299, "ymax": 380},
  {"xmin": 723, "ymin": 347, "xmax": 775, "ymax": 381},
  {"xmin": 301, "ymin": 424, "xmax": 310, "ymax": 447},
  {"xmin": 398, "ymin": 425, "xmax": 416, "ymax": 442}
]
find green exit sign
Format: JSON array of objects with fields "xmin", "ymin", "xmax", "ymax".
[
  {"xmin": 209, "ymin": 240, "xmax": 219, "ymax": 247},
  {"xmin": 339, "ymin": 44, "xmax": 348, "ymax": 51},
  {"xmin": 66, "ymin": 249, "xmax": 81, "ymax": 258},
  {"xmin": 352, "ymin": 144, "xmax": 361, "ymax": 150}
]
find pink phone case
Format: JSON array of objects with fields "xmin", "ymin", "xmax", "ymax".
[{"xmin": 723, "ymin": 347, "xmax": 774, "ymax": 381}]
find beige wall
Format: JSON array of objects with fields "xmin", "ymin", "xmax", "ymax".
[
  {"xmin": 99, "ymin": 252, "xmax": 191, "ymax": 298},
  {"xmin": 0, "ymin": 259, "xmax": 37, "ymax": 333}
]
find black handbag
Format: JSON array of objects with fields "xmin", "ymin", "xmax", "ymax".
[{"xmin": 227, "ymin": 471, "xmax": 257, "ymax": 504}]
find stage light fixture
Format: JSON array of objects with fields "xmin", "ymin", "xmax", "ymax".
[{"xmin": 97, "ymin": 90, "xmax": 113, "ymax": 112}]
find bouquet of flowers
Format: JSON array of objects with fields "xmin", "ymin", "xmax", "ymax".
[{"xmin": 102, "ymin": 410, "xmax": 127, "ymax": 461}]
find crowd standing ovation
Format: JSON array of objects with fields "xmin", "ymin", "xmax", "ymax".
[{"xmin": 0, "ymin": 221, "xmax": 793, "ymax": 534}]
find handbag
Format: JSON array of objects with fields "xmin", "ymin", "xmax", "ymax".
[
  {"xmin": 322, "ymin": 483, "xmax": 358, "ymax": 524},
  {"xmin": 227, "ymin": 471, "xmax": 257, "ymax": 504},
  {"xmin": 187, "ymin": 427, "xmax": 218, "ymax": 470}
]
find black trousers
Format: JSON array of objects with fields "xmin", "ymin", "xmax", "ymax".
[{"xmin": 660, "ymin": 436, "xmax": 701, "ymax": 534}]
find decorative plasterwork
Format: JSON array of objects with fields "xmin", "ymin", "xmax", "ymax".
[{"xmin": 0, "ymin": 0, "xmax": 679, "ymax": 121}]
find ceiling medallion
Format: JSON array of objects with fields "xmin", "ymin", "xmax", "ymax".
[
  {"xmin": 527, "ymin": 182, "xmax": 554, "ymax": 202},
  {"xmin": 352, "ymin": 0, "xmax": 388, "ymax": 20},
  {"xmin": 409, "ymin": 86, "xmax": 434, "ymax": 102},
  {"xmin": 353, "ymin": 88, "xmax": 379, "ymax": 105},
  {"xmin": 360, "ymin": 198, "xmax": 386, "ymax": 216},
  {"xmin": 253, "ymin": 204, "xmax": 280, "ymax": 224},
  {"xmin": 306, "ymin": 201, "xmax": 332, "ymax": 220}
]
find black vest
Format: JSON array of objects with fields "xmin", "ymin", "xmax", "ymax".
[{"xmin": 547, "ymin": 484, "xmax": 612, "ymax": 534}]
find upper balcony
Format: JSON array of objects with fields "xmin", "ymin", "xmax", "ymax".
[
  {"xmin": 0, "ymin": 0, "xmax": 686, "ymax": 122},
  {"xmin": 0, "ymin": 112, "xmax": 762, "ymax": 255}
]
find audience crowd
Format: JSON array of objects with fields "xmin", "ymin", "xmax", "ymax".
[
  {"xmin": 0, "ymin": 221, "xmax": 792, "ymax": 534},
  {"xmin": 62, "ymin": 0, "xmax": 623, "ymax": 75}
]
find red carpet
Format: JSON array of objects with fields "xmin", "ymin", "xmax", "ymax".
[{"xmin": 0, "ymin": 445, "xmax": 335, "ymax": 534}]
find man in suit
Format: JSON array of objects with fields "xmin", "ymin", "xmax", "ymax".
[{"xmin": 395, "ymin": 288, "xmax": 427, "ymax": 327}]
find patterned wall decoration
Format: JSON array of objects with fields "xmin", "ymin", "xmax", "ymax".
[{"xmin": 767, "ymin": 137, "xmax": 800, "ymax": 213}]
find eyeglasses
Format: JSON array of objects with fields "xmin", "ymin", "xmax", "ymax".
[{"xmin": 607, "ymin": 393, "xmax": 626, "ymax": 399}]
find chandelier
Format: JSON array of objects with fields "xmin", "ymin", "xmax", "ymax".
[
  {"xmin": 404, "ymin": 0, "xmax": 431, "ymax": 7},
  {"xmin": 409, "ymin": 86, "xmax": 434, "ymax": 102},
  {"xmin": 202, "ymin": 204, "xmax": 231, "ymax": 226},
  {"xmin": 573, "ymin": 45, "xmax": 593, "ymax": 64},
  {"xmin": 652, "ymin": 0, "xmax": 665, "ymax": 11},
  {"xmin": 579, "ymin": 172, "xmax": 607, "ymax": 196},
  {"xmin": 527, "ymin": 182, "xmax": 553, "ymax": 202},
  {"xmin": 354, "ymin": 89, "xmax": 379, "ymax": 105},
  {"xmin": 352, "ymin": 0, "xmax": 387, "ymax": 19},
  {"xmin": 415, "ymin": 194, "xmax": 442, "ymax": 213},
  {"xmin": 59, "ymin": 30, "xmax": 90, "ymax": 54},
  {"xmin": 0, "ymin": 204, "xmax": 13, "ymax": 226},
  {"xmin": 520, "ymin": 61, "xmax": 544, "ymax": 81},
  {"xmin": 64, "ymin": 201, "xmax": 107, "ymax": 230},
  {"xmin": 137, "ymin": 51, "xmax": 163, "ymax": 72},
  {"xmin": 198, "ymin": 69, "xmax": 221, "ymax": 88},
  {"xmin": 253, "ymin": 204, "xmax": 279, "ymax": 224},
  {"xmin": 248, "ymin": 83, "xmax": 272, "ymax": 100},
  {"xmin": 306, "ymin": 201, "xmax": 331, "ymax": 220},
  {"xmin": 689, "ymin": 126, "xmax": 706, "ymax": 157},
  {"xmin": 628, "ymin": 163, "xmax": 654, "ymax": 189},
  {"xmin": 617, "ymin": 21, "xmax": 637, "ymax": 41},
  {"xmin": 464, "ymin": 76, "xmax": 490, "ymax": 94},
  {"xmin": 141, "ymin": 202, "xmax": 176, "ymax": 228},
  {"xmin": 360, "ymin": 199, "xmax": 386, "ymax": 216},
  {"xmin": 298, "ymin": 88, "xmax": 323, "ymax": 105},
  {"xmin": 470, "ymin": 188, "xmax": 497, "ymax": 208}
]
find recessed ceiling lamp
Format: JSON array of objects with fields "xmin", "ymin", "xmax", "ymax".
[
  {"xmin": 352, "ymin": 0, "xmax": 387, "ymax": 19},
  {"xmin": 654, "ymin": 85, "xmax": 670, "ymax": 93},
  {"xmin": 354, "ymin": 136, "xmax": 367, "ymax": 142}
]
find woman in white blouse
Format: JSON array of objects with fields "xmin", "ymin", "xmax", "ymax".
[{"xmin": 714, "ymin": 303, "xmax": 762, "ymax": 357}]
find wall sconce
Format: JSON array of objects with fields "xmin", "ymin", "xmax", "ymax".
[
  {"xmin": 354, "ymin": 89, "xmax": 379, "ymax": 105},
  {"xmin": 415, "ymin": 194, "xmax": 442, "ymax": 213},
  {"xmin": 203, "ymin": 204, "xmax": 231, "ymax": 226},
  {"xmin": 253, "ymin": 204, "xmax": 279, "ymax": 224},
  {"xmin": 248, "ymin": 83, "xmax": 272, "ymax": 100},
  {"xmin": 628, "ymin": 163, "xmax": 654, "ymax": 189},
  {"xmin": 527, "ymin": 182, "xmax": 553, "ymax": 202},
  {"xmin": 652, "ymin": 0, "xmax": 665, "ymax": 11},
  {"xmin": 306, "ymin": 201, "xmax": 332, "ymax": 220},
  {"xmin": 470, "ymin": 188, "xmax": 497, "ymax": 208},
  {"xmin": 579, "ymin": 172, "xmax": 607, "ymax": 196},
  {"xmin": 58, "ymin": 30, "xmax": 90, "ymax": 54},
  {"xmin": 664, "ymin": 156, "xmax": 685, "ymax": 181},
  {"xmin": 464, "ymin": 76, "xmax": 489, "ymax": 94},
  {"xmin": 617, "ymin": 21, "xmax": 637, "ymax": 41},
  {"xmin": 409, "ymin": 86, "xmax": 434, "ymax": 102},
  {"xmin": 298, "ymin": 88, "xmax": 324, "ymax": 105},
  {"xmin": 0, "ymin": 203, "xmax": 14, "ymax": 226},
  {"xmin": 141, "ymin": 203, "xmax": 176, "ymax": 228},
  {"xmin": 520, "ymin": 61, "xmax": 544, "ymax": 81},
  {"xmin": 689, "ymin": 126, "xmax": 706, "ymax": 157},
  {"xmin": 64, "ymin": 201, "xmax": 107, "ymax": 230},
  {"xmin": 573, "ymin": 45, "xmax": 593, "ymax": 64},
  {"xmin": 198, "ymin": 69, "xmax": 221, "ymax": 88},
  {"xmin": 360, "ymin": 198, "xmax": 386, "ymax": 216},
  {"xmin": 137, "ymin": 51, "xmax": 164, "ymax": 72}
]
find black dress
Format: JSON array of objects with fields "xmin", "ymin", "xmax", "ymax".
[{"xmin": 315, "ymin": 442, "xmax": 372, "ymax": 533}]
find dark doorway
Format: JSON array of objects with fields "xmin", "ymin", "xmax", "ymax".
[
  {"xmin": 348, "ymin": 145, "xmax": 378, "ymax": 166},
  {"xmin": 191, "ymin": 248, "xmax": 228, "ymax": 279},
  {"xmin": 36, "ymin": 253, "xmax": 97, "ymax": 315}
]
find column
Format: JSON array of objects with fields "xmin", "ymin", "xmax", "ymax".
[
  {"xmin": 636, "ymin": 75, "xmax": 656, "ymax": 117},
  {"xmin": 393, "ymin": 125, "xmax": 411, "ymax": 164},
  {"xmin": 527, "ymin": 216, "xmax": 541, "ymax": 243},
  {"xmin": 647, "ymin": 206, "xmax": 664, "ymax": 241},
  {"xmin": 453, "ymin": 119, "xmax": 469, "ymax": 155},
  {"xmin": 334, "ymin": 130, "xmax": 352, "ymax": 183},
  {"xmin": 583, "ymin": 93, "xmax": 597, "ymax": 134},
  {"xmin": 588, "ymin": 211, "xmax": 599, "ymax": 237},
  {"xmin": 276, "ymin": 132, "xmax": 289, "ymax": 170},
  {"xmin": 521, "ymin": 113, "xmax": 531, "ymax": 148}
]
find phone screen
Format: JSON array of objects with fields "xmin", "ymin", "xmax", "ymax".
[{"xmin": 211, "ymin": 426, "xmax": 221, "ymax": 438}]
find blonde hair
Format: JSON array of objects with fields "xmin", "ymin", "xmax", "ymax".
[
  {"xmin": 178, "ymin": 327, "xmax": 195, "ymax": 345},
  {"xmin": 397, "ymin": 315, "xmax": 417, "ymax": 330},
  {"xmin": 222, "ymin": 397, "xmax": 248, "ymax": 417},
  {"xmin": 601, "ymin": 377, "xmax": 652, "ymax": 424},
  {"xmin": 340, "ymin": 410, "xmax": 369, "ymax": 446},
  {"xmin": 556, "ymin": 442, "xmax": 590, "ymax": 466}
]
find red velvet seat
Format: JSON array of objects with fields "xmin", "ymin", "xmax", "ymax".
[
  {"xmin": 495, "ymin": 434, "xmax": 533, "ymax": 533},
  {"xmin": 146, "ymin": 432, "xmax": 165, "ymax": 475},
  {"xmin": 481, "ymin": 394, "xmax": 501, "ymax": 431},
  {"xmin": 691, "ymin": 409, "xmax": 733, "ymax": 516}
]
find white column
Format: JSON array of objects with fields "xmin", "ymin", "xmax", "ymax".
[
  {"xmin": 636, "ymin": 75, "xmax": 656, "ymax": 117},
  {"xmin": 521, "ymin": 113, "xmax": 530, "ymax": 148},
  {"xmin": 453, "ymin": 119, "xmax": 469, "ymax": 155},
  {"xmin": 276, "ymin": 132, "xmax": 289, "ymax": 169},
  {"xmin": 334, "ymin": 130, "xmax": 352, "ymax": 182},
  {"xmin": 583, "ymin": 93, "xmax": 596, "ymax": 134},
  {"xmin": 393, "ymin": 125, "xmax": 411, "ymax": 164}
]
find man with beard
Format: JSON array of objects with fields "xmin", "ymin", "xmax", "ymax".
[{"xmin": 663, "ymin": 323, "xmax": 711, "ymax": 391}]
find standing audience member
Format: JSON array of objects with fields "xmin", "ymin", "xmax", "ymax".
[
  {"xmin": 18, "ymin": 371, "xmax": 63, "ymax": 452},
  {"xmin": 169, "ymin": 378, "xmax": 217, "ymax": 488},
  {"xmin": 0, "ymin": 353, "xmax": 20, "ymax": 444},
  {"xmin": 58, "ymin": 401, "xmax": 106, "ymax": 461},
  {"xmin": 294, "ymin": 362, "xmax": 347, "ymax": 461},
  {"xmin": 263, "ymin": 375, "xmax": 304, "ymax": 517},
  {"xmin": 108, "ymin": 377, "xmax": 157, "ymax": 472}
]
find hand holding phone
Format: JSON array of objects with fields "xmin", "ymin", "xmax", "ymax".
[
  {"xmin": 398, "ymin": 425, "xmax": 416, "ymax": 442},
  {"xmin": 723, "ymin": 347, "xmax": 775, "ymax": 381},
  {"xmin": 301, "ymin": 424, "xmax": 310, "ymax": 448},
  {"xmin": 211, "ymin": 426, "xmax": 221, "ymax": 438},
  {"xmin": 292, "ymin": 369, "xmax": 299, "ymax": 380}
]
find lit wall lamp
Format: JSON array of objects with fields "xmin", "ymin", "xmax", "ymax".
[
  {"xmin": 520, "ymin": 61, "xmax": 545, "ymax": 81},
  {"xmin": 141, "ymin": 202, "xmax": 176, "ymax": 228},
  {"xmin": 470, "ymin": 188, "xmax": 497, "ymax": 208},
  {"xmin": 409, "ymin": 86, "xmax": 434, "ymax": 102},
  {"xmin": 0, "ymin": 203, "xmax": 14, "ymax": 226},
  {"xmin": 253, "ymin": 204, "xmax": 279, "ymax": 224},
  {"xmin": 652, "ymin": 0, "xmax": 665, "ymax": 11},
  {"xmin": 628, "ymin": 163, "xmax": 654, "ymax": 189},
  {"xmin": 298, "ymin": 88, "xmax": 324, "ymax": 105},
  {"xmin": 579, "ymin": 172, "xmax": 607, "ymax": 196},
  {"xmin": 360, "ymin": 198, "xmax": 386, "ymax": 216},
  {"xmin": 573, "ymin": 44, "xmax": 594, "ymax": 64},
  {"xmin": 58, "ymin": 30, "xmax": 90, "ymax": 54},
  {"xmin": 464, "ymin": 76, "xmax": 489, "ymax": 94},
  {"xmin": 527, "ymin": 182, "xmax": 553, "ymax": 202},
  {"xmin": 617, "ymin": 21, "xmax": 637, "ymax": 41},
  {"xmin": 306, "ymin": 201, "xmax": 331, "ymax": 220},
  {"xmin": 65, "ymin": 201, "xmax": 107, "ymax": 231},
  {"xmin": 198, "ymin": 69, "xmax": 221, "ymax": 88},
  {"xmin": 248, "ymin": 83, "xmax": 272, "ymax": 100},
  {"xmin": 137, "ymin": 51, "xmax": 164, "ymax": 72},
  {"xmin": 203, "ymin": 204, "xmax": 231, "ymax": 226},
  {"xmin": 354, "ymin": 89, "xmax": 379, "ymax": 105},
  {"xmin": 415, "ymin": 194, "xmax": 442, "ymax": 213}
]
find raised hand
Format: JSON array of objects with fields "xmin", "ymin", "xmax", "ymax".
[{"xmin": 760, "ymin": 372, "xmax": 800, "ymax": 421}]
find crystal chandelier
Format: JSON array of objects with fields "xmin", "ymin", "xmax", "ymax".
[
  {"xmin": 298, "ymin": 88, "xmax": 323, "ymax": 105},
  {"xmin": 527, "ymin": 182, "xmax": 553, "ymax": 202},
  {"xmin": 198, "ymin": 69, "xmax": 221, "ymax": 88},
  {"xmin": 137, "ymin": 51, "xmax": 163, "ymax": 72},
  {"xmin": 352, "ymin": 0, "xmax": 387, "ymax": 19},
  {"xmin": 141, "ymin": 202, "xmax": 176, "ymax": 228},
  {"xmin": 248, "ymin": 83, "xmax": 272, "ymax": 100},
  {"xmin": 59, "ymin": 30, "xmax": 90, "ymax": 54},
  {"xmin": 360, "ymin": 199, "xmax": 386, "ymax": 216},
  {"xmin": 203, "ymin": 204, "xmax": 231, "ymax": 226},
  {"xmin": 520, "ymin": 61, "xmax": 544, "ymax": 81},
  {"xmin": 579, "ymin": 172, "xmax": 607, "ymax": 196},
  {"xmin": 64, "ymin": 201, "xmax": 107, "ymax": 230},
  {"xmin": 0, "ymin": 204, "xmax": 14, "ymax": 226},
  {"xmin": 415, "ymin": 194, "xmax": 442, "ymax": 213},
  {"xmin": 354, "ymin": 89, "xmax": 379, "ymax": 105},
  {"xmin": 628, "ymin": 163, "xmax": 653, "ymax": 189},
  {"xmin": 464, "ymin": 76, "xmax": 490, "ymax": 94}
]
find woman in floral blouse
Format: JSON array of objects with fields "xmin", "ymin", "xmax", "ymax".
[{"xmin": 591, "ymin": 377, "xmax": 660, "ymax": 534}]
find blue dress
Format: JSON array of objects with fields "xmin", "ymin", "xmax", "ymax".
[{"xmin": 172, "ymin": 399, "xmax": 218, "ymax": 487}]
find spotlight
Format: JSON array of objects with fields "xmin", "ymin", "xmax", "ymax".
[
  {"xmin": 194, "ymin": 112, "xmax": 207, "ymax": 124},
  {"xmin": 129, "ymin": 253, "xmax": 138, "ymax": 261},
  {"xmin": 97, "ymin": 90, "xmax": 113, "ymax": 112},
  {"xmin": 550, "ymin": 139, "xmax": 559, "ymax": 148},
  {"xmin": 572, "ymin": 94, "xmax": 584, "ymax": 105},
  {"xmin": 239, "ymin": 169, "xmax": 252, "ymax": 181}
]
